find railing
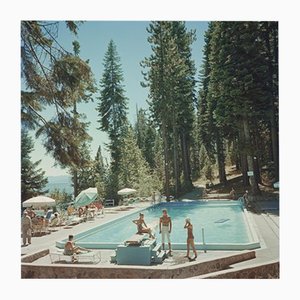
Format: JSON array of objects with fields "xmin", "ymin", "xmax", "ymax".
[
  {"xmin": 104, "ymin": 199, "xmax": 115, "ymax": 207},
  {"xmin": 202, "ymin": 227, "xmax": 207, "ymax": 253}
]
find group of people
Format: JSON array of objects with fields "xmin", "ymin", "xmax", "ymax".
[
  {"xmin": 21, "ymin": 201, "xmax": 105, "ymax": 247},
  {"xmin": 132, "ymin": 209, "xmax": 197, "ymax": 261},
  {"xmin": 75, "ymin": 202, "xmax": 104, "ymax": 219},
  {"xmin": 21, "ymin": 208, "xmax": 61, "ymax": 246}
]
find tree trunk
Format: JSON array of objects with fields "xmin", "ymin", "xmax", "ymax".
[
  {"xmin": 215, "ymin": 130, "xmax": 227, "ymax": 185},
  {"xmin": 252, "ymin": 119, "xmax": 262, "ymax": 185},
  {"xmin": 242, "ymin": 116, "xmax": 260, "ymax": 195},
  {"xmin": 266, "ymin": 22, "xmax": 279, "ymax": 181},
  {"xmin": 233, "ymin": 138, "xmax": 241, "ymax": 171},
  {"xmin": 270, "ymin": 112, "xmax": 279, "ymax": 181},
  {"xmin": 73, "ymin": 169, "xmax": 78, "ymax": 198},
  {"xmin": 162, "ymin": 122, "xmax": 170, "ymax": 201},
  {"xmin": 172, "ymin": 122, "xmax": 180, "ymax": 198},
  {"xmin": 180, "ymin": 130, "xmax": 193, "ymax": 191},
  {"xmin": 238, "ymin": 122, "xmax": 249, "ymax": 187}
]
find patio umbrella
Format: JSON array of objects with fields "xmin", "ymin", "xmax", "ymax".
[
  {"xmin": 74, "ymin": 187, "xmax": 98, "ymax": 208},
  {"xmin": 22, "ymin": 195, "xmax": 56, "ymax": 208},
  {"xmin": 273, "ymin": 181, "xmax": 279, "ymax": 189},
  {"xmin": 117, "ymin": 188, "xmax": 137, "ymax": 196}
]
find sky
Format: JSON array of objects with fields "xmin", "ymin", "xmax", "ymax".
[{"xmin": 29, "ymin": 21, "xmax": 209, "ymax": 177}]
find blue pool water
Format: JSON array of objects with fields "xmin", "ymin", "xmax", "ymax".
[{"xmin": 68, "ymin": 200, "xmax": 258, "ymax": 250}]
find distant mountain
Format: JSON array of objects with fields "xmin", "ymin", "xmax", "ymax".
[{"xmin": 46, "ymin": 175, "xmax": 73, "ymax": 195}]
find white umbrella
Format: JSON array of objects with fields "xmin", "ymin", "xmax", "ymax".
[
  {"xmin": 74, "ymin": 187, "xmax": 98, "ymax": 208},
  {"xmin": 273, "ymin": 181, "xmax": 279, "ymax": 189},
  {"xmin": 117, "ymin": 188, "xmax": 137, "ymax": 196},
  {"xmin": 22, "ymin": 195, "xmax": 56, "ymax": 208}
]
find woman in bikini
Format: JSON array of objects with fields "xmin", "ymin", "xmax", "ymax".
[
  {"xmin": 184, "ymin": 218, "xmax": 197, "ymax": 261},
  {"xmin": 132, "ymin": 213, "xmax": 154, "ymax": 238}
]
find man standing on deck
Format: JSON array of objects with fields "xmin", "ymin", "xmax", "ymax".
[
  {"xmin": 21, "ymin": 211, "xmax": 32, "ymax": 246},
  {"xmin": 159, "ymin": 209, "xmax": 172, "ymax": 255}
]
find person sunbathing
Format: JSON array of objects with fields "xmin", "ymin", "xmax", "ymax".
[
  {"xmin": 132, "ymin": 213, "xmax": 154, "ymax": 239},
  {"xmin": 64, "ymin": 234, "xmax": 91, "ymax": 256}
]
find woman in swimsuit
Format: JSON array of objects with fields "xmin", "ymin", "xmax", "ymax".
[
  {"xmin": 184, "ymin": 218, "xmax": 197, "ymax": 261},
  {"xmin": 132, "ymin": 213, "xmax": 154, "ymax": 238}
]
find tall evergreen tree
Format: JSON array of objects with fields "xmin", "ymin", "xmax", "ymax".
[
  {"xmin": 142, "ymin": 21, "xmax": 196, "ymax": 198},
  {"xmin": 68, "ymin": 40, "xmax": 93, "ymax": 197},
  {"xmin": 93, "ymin": 146, "xmax": 106, "ymax": 200},
  {"xmin": 119, "ymin": 127, "xmax": 160, "ymax": 196},
  {"xmin": 96, "ymin": 40, "xmax": 128, "ymax": 199},
  {"xmin": 199, "ymin": 21, "xmax": 278, "ymax": 194},
  {"xmin": 134, "ymin": 108, "xmax": 156, "ymax": 169},
  {"xmin": 70, "ymin": 142, "xmax": 94, "ymax": 194},
  {"xmin": 171, "ymin": 21, "xmax": 197, "ymax": 191},
  {"xmin": 21, "ymin": 129, "xmax": 48, "ymax": 203}
]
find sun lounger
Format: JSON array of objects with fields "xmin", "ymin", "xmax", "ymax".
[
  {"xmin": 49, "ymin": 249, "xmax": 101, "ymax": 264},
  {"xmin": 66, "ymin": 216, "xmax": 83, "ymax": 226}
]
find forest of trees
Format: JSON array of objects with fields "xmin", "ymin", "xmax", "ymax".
[{"xmin": 21, "ymin": 21, "xmax": 278, "ymax": 204}]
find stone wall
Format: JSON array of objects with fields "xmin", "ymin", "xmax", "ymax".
[
  {"xmin": 21, "ymin": 251, "xmax": 255, "ymax": 279},
  {"xmin": 21, "ymin": 249, "xmax": 49, "ymax": 263},
  {"xmin": 201, "ymin": 261, "xmax": 279, "ymax": 279}
]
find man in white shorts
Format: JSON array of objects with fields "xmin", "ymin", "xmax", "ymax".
[{"xmin": 159, "ymin": 209, "xmax": 172, "ymax": 255}]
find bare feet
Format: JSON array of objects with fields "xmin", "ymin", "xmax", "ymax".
[{"xmin": 188, "ymin": 256, "xmax": 197, "ymax": 262}]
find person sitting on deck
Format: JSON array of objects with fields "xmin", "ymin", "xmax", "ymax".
[
  {"xmin": 78, "ymin": 207, "xmax": 84, "ymax": 217},
  {"xmin": 50, "ymin": 212, "xmax": 60, "ymax": 227},
  {"xmin": 64, "ymin": 234, "xmax": 91, "ymax": 256},
  {"xmin": 132, "ymin": 213, "xmax": 155, "ymax": 239},
  {"xmin": 229, "ymin": 187, "xmax": 237, "ymax": 200}
]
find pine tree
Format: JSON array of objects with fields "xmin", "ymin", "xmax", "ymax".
[
  {"xmin": 21, "ymin": 129, "xmax": 48, "ymax": 203},
  {"xmin": 69, "ymin": 142, "xmax": 94, "ymax": 194},
  {"xmin": 119, "ymin": 127, "xmax": 159, "ymax": 196},
  {"xmin": 21, "ymin": 21, "xmax": 96, "ymax": 167},
  {"xmin": 200, "ymin": 21, "xmax": 278, "ymax": 194},
  {"xmin": 171, "ymin": 21, "xmax": 196, "ymax": 192},
  {"xmin": 142, "ymin": 21, "xmax": 196, "ymax": 198},
  {"xmin": 134, "ymin": 108, "xmax": 156, "ymax": 169},
  {"xmin": 93, "ymin": 146, "xmax": 106, "ymax": 200},
  {"xmin": 96, "ymin": 40, "xmax": 128, "ymax": 198}
]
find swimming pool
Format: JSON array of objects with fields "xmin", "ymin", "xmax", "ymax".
[{"xmin": 56, "ymin": 200, "xmax": 260, "ymax": 251}]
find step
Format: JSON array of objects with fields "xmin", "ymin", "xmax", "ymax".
[
  {"xmin": 151, "ymin": 251, "xmax": 165, "ymax": 264},
  {"xmin": 144, "ymin": 239, "xmax": 156, "ymax": 247},
  {"xmin": 151, "ymin": 243, "xmax": 161, "ymax": 254}
]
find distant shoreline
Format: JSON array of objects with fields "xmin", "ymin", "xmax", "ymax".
[{"xmin": 46, "ymin": 175, "xmax": 73, "ymax": 194}]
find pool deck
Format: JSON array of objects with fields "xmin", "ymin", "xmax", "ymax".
[{"xmin": 21, "ymin": 198, "xmax": 279, "ymax": 278}]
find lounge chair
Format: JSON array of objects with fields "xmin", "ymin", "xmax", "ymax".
[{"xmin": 49, "ymin": 249, "xmax": 101, "ymax": 264}]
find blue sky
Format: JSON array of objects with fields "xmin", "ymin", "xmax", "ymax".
[{"xmin": 29, "ymin": 21, "xmax": 209, "ymax": 177}]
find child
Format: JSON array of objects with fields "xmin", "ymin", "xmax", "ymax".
[{"xmin": 184, "ymin": 218, "xmax": 197, "ymax": 261}]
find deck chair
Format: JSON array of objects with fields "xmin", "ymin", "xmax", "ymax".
[{"xmin": 49, "ymin": 249, "xmax": 101, "ymax": 264}]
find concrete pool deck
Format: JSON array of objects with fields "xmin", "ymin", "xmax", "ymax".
[{"xmin": 21, "ymin": 198, "xmax": 279, "ymax": 278}]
